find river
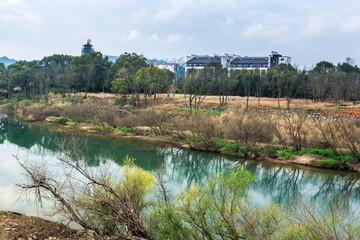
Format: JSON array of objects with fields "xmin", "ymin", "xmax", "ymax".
[{"xmin": 1, "ymin": 113, "xmax": 360, "ymax": 219}]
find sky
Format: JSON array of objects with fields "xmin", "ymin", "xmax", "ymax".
[{"xmin": 0, "ymin": 0, "xmax": 360, "ymax": 68}]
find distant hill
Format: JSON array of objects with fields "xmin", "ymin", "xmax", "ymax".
[{"xmin": 0, "ymin": 56, "xmax": 17, "ymax": 67}]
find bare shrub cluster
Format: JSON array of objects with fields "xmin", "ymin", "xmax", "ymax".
[
  {"xmin": 138, "ymin": 108, "xmax": 170, "ymax": 136},
  {"xmin": 17, "ymin": 104, "xmax": 62, "ymax": 121},
  {"xmin": 186, "ymin": 114, "xmax": 223, "ymax": 152},
  {"xmin": 64, "ymin": 103, "xmax": 127, "ymax": 127},
  {"xmin": 221, "ymin": 111, "xmax": 274, "ymax": 158},
  {"xmin": 314, "ymin": 119, "xmax": 360, "ymax": 161}
]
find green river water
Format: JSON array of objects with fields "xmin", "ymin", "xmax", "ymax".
[{"xmin": 0, "ymin": 113, "xmax": 360, "ymax": 220}]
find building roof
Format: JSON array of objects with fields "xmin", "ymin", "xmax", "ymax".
[
  {"xmin": 187, "ymin": 57, "xmax": 221, "ymax": 64},
  {"xmin": 231, "ymin": 57, "xmax": 268, "ymax": 65}
]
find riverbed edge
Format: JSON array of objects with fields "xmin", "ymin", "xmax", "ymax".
[{"xmin": 7, "ymin": 108, "xmax": 360, "ymax": 173}]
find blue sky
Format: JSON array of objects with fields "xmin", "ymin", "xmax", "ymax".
[{"xmin": 0, "ymin": 0, "xmax": 359, "ymax": 68}]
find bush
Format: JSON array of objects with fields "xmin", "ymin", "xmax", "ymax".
[
  {"xmin": 5, "ymin": 102, "xmax": 14, "ymax": 110},
  {"xmin": 70, "ymin": 122, "xmax": 80, "ymax": 127},
  {"xmin": 224, "ymin": 142, "xmax": 238, "ymax": 153},
  {"xmin": 186, "ymin": 114, "xmax": 223, "ymax": 152},
  {"xmin": 19, "ymin": 99, "xmax": 31, "ymax": 106},
  {"xmin": 88, "ymin": 126, "xmax": 114, "ymax": 133},
  {"xmin": 116, "ymin": 127, "xmax": 134, "ymax": 133},
  {"xmin": 263, "ymin": 146, "xmax": 279, "ymax": 158},
  {"xmin": 278, "ymin": 150, "xmax": 292, "ymax": 159},
  {"xmin": 64, "ymin": 103, "xmax": 125, "ymax": 127},
  {"xmin": 114, "ymin": 96, "xmax": 127, "ymax": 106},
  {"xmin": 316, "ymin": 158, "xmax": 350, "ymax": 170},
  {"xmin": 139, "ymin": 108, "xmax": 170, "ymax": 136},
  {"xmin": 47, "ymin": 116, "xmax": 69, "ymax": 124}
]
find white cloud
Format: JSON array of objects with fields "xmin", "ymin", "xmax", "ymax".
[
  {"xmin": 242, "ymin": 23, "xmax": 288, "ymax": 38},
  {"xmin": 123, "ymin": 30, "xmax": 139, "ymax": 40},
  {"xmin": 162, "ymin": 34, "xmax": 194, "ymax": 44},
  {"xmin": 149, "ymin": 34, "xmax": 158, "ymax": 40},
  {"xmin": 224, "ymin": 16, "xmax": 234, "ymax": 25},
  {"xmin": 302, "ymin": 15, "xmax": 328, "ymax": 36},
  {"xmin": 131, "ymin": 8, "xmax": 147, "ymax": 23},
  {"xmin": 340, "ymin": 15, "xmax": 360, "ymax": 33}
]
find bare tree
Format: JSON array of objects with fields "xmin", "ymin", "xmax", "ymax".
[{"xmin": 16, "ymin": 139, "xmax": 154, "ymax": 239}]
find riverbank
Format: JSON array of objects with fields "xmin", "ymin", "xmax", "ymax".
[
  {"xmin": 2, "ymin": 93, "xmax": 360, "ymax": 173},
  {"xmin": 19, "ymin": 115, "xmax": 360, "ymax": 173},
  {"xmin": 0, "ymin": 211, "xmax": 123, "ymax": 239}
]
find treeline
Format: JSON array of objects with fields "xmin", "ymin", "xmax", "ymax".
[
  {"xmin": 1, "ymin": 52, "xmax": 360, "ymax": 109},
  {"xmin": 0, "ymin": 52, "xmax": 174, "ymax": 104},
  {"xmin": 179, "ymin": 60, "xmax": 360, "ymax": 110}
]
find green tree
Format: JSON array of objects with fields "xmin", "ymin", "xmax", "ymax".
[
  {"xmin": 110, "ymin": 53, "xmax": 147, "ymax": 94},
  {"xmin": 134, "ymin": 66, "xmax": 168, "ymax": 107},
  {"xmin": 313, "ymin": 61, "xmax": 335, "ymax": 73},
  {"xmin": 8, "ymin": 60, "xmax": 39, "ymax": 99},
  {"xmin": 71, "ymin": 52, "xmax": 111, "ymax": 97}
]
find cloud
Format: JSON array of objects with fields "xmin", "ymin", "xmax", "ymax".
[
  {"xmin": 302, "ymin": 15, "xmax": 328, "ymax": 36},
  {"xmin": 131, "ymin": 8, "xmax": 147, "ymax": 23},
  {"xmin": 123, "ymin": 30, "xmax": 139, "ymax": 40},
  {"xmin": 224, "ymin": 16, "xmax": 234, "ymax": 25},
  {"xmin": 162, "ymin": 34, "xmax": 194, "ymax": 44},
  {"xmin": 242, "ymin": 23, "xmax": 288, "ymax": 38},
  {"xmin": 149, "ymin": 34, "xmax": 158, "ymax": 40},
  {"xmin": 340, "ymin": 15, "xmax": 360, "ymax": 33}
]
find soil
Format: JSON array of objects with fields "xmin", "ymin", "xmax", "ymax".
[{"xmin": 0, "ymin": 211, "xmax": 123, "ymax": 239}]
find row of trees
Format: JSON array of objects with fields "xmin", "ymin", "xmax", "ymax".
[
  {"xmin": 1, "ymin": 52, "xmax": 360, "ymax": 109},
  {"xmin": 179, "ymin": 60, "xmax": 360, "ymax": 110},
  {"xmin": 0, "ymin": 52, "xmax": 174, "ymax": 103}
]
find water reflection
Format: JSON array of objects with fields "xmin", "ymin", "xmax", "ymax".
[
  {"xmin": 244, "ymin": 161, "xmax": 360, "ymax": 212},
  {"xmin": 0, "ymin": 114, "xmax": 360, "ymax": 214}
]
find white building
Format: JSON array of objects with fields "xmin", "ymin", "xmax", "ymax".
[{"xmin": 185, "ymin": 51, "xmax": 291, "ymax": 74}]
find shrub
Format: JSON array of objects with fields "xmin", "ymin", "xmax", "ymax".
[
  {"xmin": 278, "ymin": 150, "xmax": 292, "ymax": 159},
  {"xmin": 316, "ymin": 158, "xmax": 350, "ymax": 170},
  {"xmin": 263, "ymin": 146, "xmax": 279, "ymax": 158},
  {"xmin": 47, "ymin": 116, "xmax": 69, "ymax": 124},
  {"xmin": 224, "ymin": 142, "xmax": 238, "ymax": 153},
  {"xmin": 88, "ymin": 126, "xmax": 114, "ymax": 133},
  {"xmin": 19, "ymin": 99, "xmax": 31, "ymax": 106},
  {"xmin": 114, "ymin": 96, "xmax": 127, "ymax": 106},
  {"xmin": 70, "ymin": 122, "xmax": 80, "ymax": 127},
  {"xmin": 116, "ymin": 127, "xmax": 134, "ymax": 133},
  {"xmin": 5, "ymin": 102, "xmax": 14, "ymax": 110},
  {"xmin": 186, "ymin": 114, "xmax": 222, "ymax": 152},
  {"xmin": 76, "ymin": 156, "xmax": 155, "ymax": 236},
  {"xmin": 139, "ymin": 108, "xmax": 169, "ymax": 136}
]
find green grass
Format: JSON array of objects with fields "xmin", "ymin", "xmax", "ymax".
[
  {"xmin": 70, "ymin": 122, "xmax": 80, "ymax": 127},
  {"xmin": 19, "ymin": 99, "xmax": 32, "ymax": 106},
  {"xmin": 278, "ymin": 150, "xmax": 292, "ymax": 159},
  {"xmin": 177, "ymin": 107, "xmax": 223, "ymax": 116},
  {"xmin": 47, "ymin": 116, "xmax": 69, "ymax": 124},
  {"xmin": 88, "ymin": 126, "xmax": 114, "ymax": 133},
  {"xmin": 278, "ymin": 148, "xmax": 356, "ymax": 161},
  {"xmin": 214, "ymin": 139, "xmax": 238, "ymax": 153},
  {"xmin": 116, "ymin": 127, "xmax": 135, "ymax": 133}
]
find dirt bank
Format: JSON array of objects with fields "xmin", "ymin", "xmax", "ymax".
[{"xmin": 0, "ymin": 211, "xmax": 122, "ymax": 240}]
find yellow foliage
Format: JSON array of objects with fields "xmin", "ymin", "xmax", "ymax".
[{"xmin": 120, "ymin": 156, "xmax": 155, "ymax": 197}]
